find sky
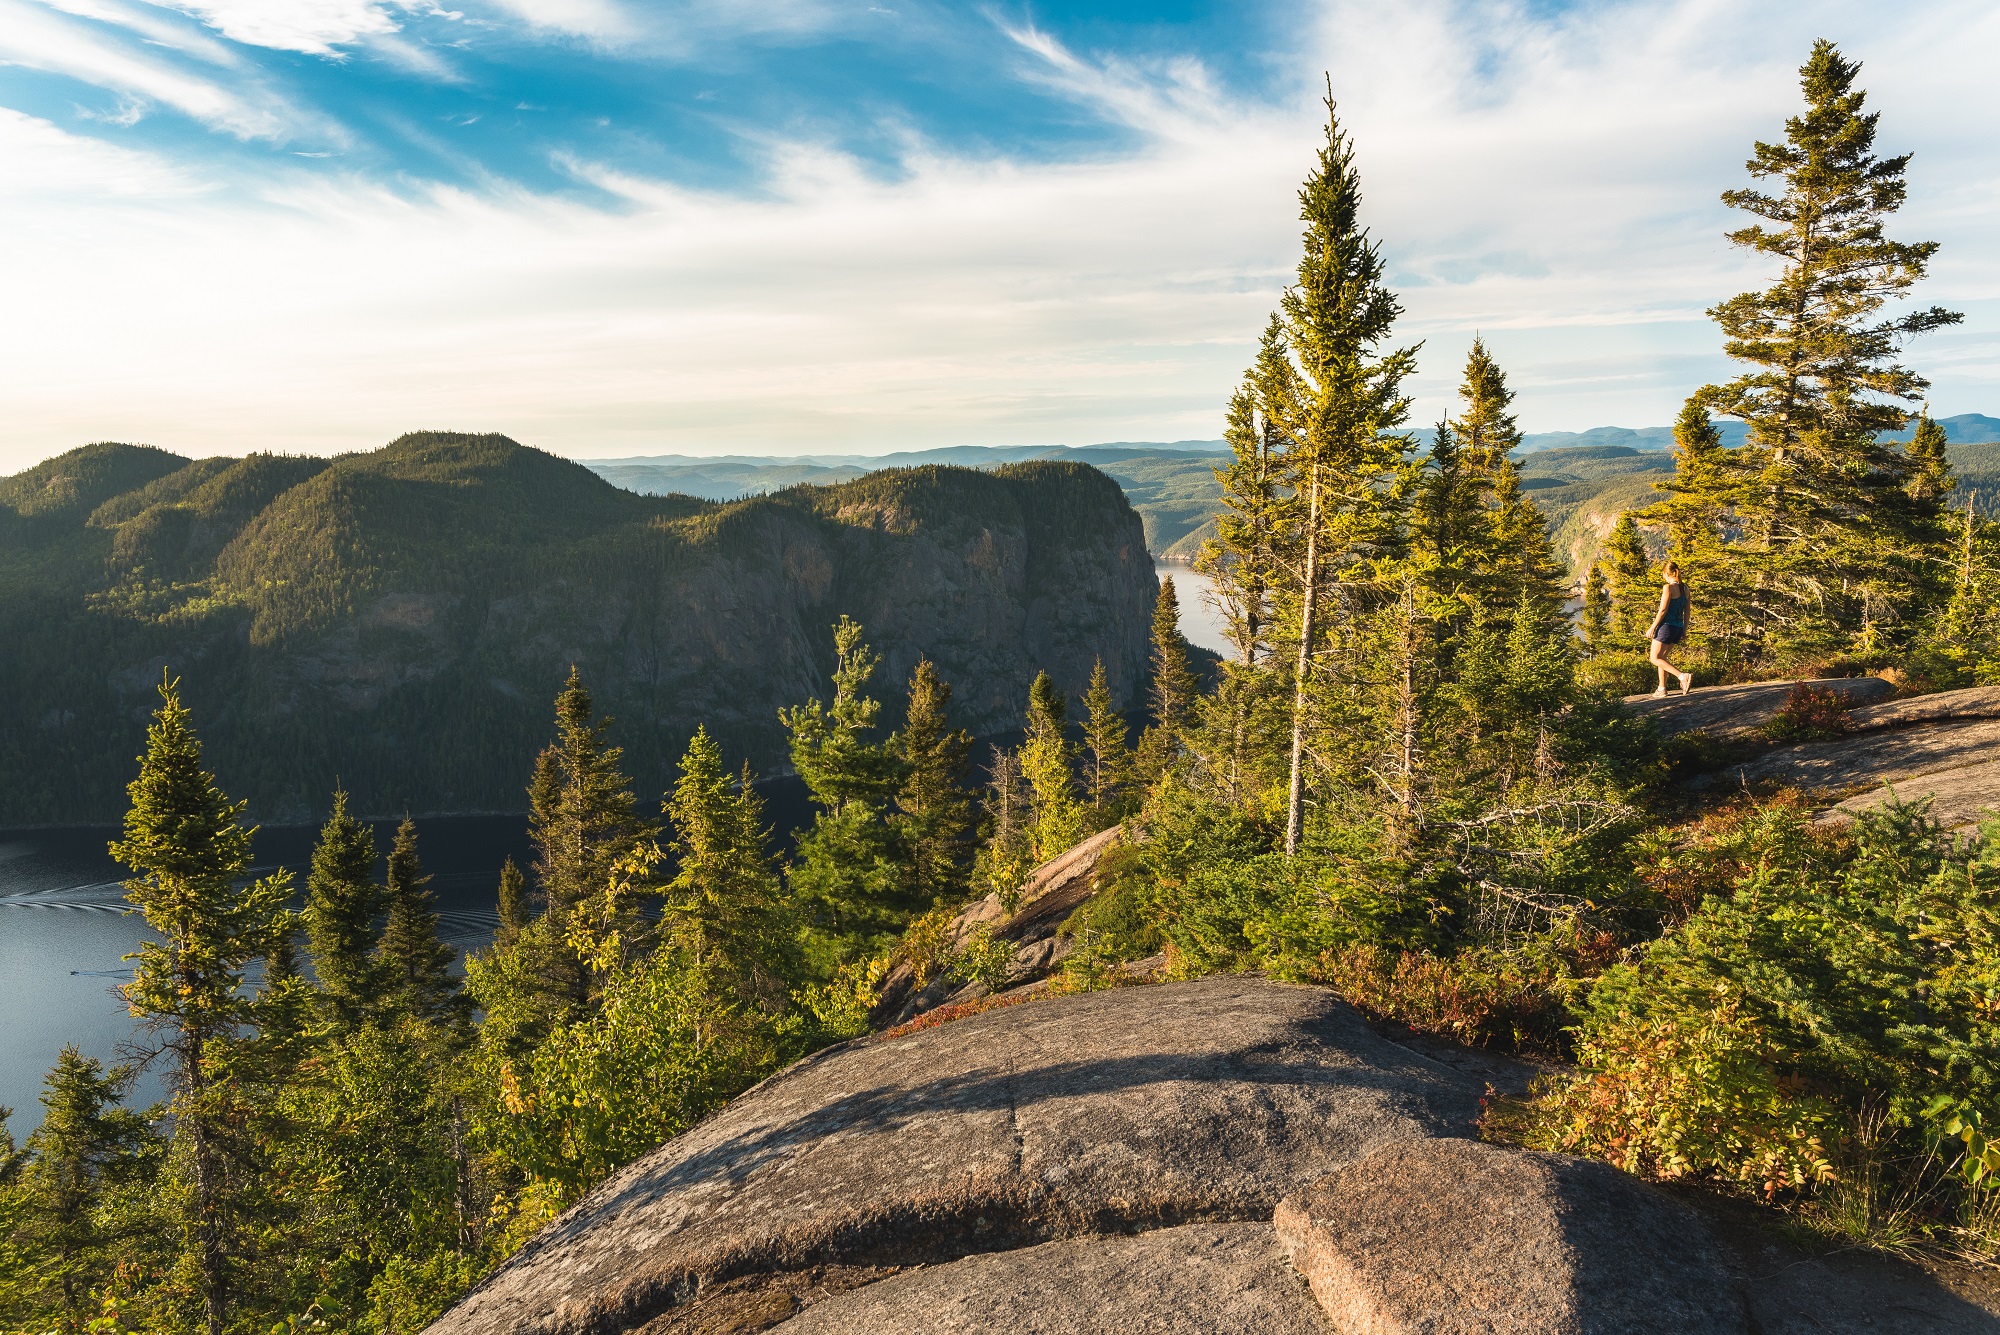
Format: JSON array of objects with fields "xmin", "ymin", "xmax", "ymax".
[{"xmin": 1, "ymin": 0, "xmax": 1997, "ymax": 471}]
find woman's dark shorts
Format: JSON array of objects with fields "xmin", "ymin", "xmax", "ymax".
[{"xmin": 1654, "ymin": 623, "xmax": 1686, "ymax": 647}]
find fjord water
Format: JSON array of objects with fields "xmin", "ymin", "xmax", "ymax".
[
  {"xmin": 0, "ymin": 817, "xmax": 530, "ymax": 1127},
  {"xmin": 1155, "ymin": 561, "xmax": 1232, "ymax": 657}
]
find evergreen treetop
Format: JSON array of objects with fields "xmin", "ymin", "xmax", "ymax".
[
  {"xmin": 303, "ymin": 788, "xmax": 381, "ymax": 1024},
  {"xmin": 375, "ymin": 818, "xmax": 461, "ymax": 1025}
]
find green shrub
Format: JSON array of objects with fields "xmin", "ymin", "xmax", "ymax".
[
  {"xmin": 1762, "ymin": 682, "xmax": 1853, "ymax": 742},
  {"xmin": 1577, "ymin": 651, "xmax": 1657, "ymax": 697}
]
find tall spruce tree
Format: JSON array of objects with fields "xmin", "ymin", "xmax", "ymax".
[
  {"xmin": 1020, "ymin": 671, "xmax": 1087, "ymax": 863},
  {"xmin": 1684, "ymin": 40, "xmax": 1961, "ymax": 656},
  {"xmin": 892, "ymin": 659, "xmax": 976, "ymax": 905},
  {"xmin": 1452, "ymin": 339, "xmax": 1570, "ymax": 625},
  {"xmin": 1261, "ymin": 88, "xmax": 1420, "ymax": 854},
  {"xmin": 111, "ymin": 675, "xmax": 290, "ymax": 1335},
  {"xmin": 375, "ymin": 818, "xmax": 460, "ymax": 1025},
  {"xmin": 5, "ymin": 1048, "xmax": 157, "ymax": 1331},
  {"xmin": 1081, "ymin": 658, "xmax": 1132, "ymax": 820},
  {"xmin": 494, "ymin": 856, "xmax": 529, "ymax": 948},
  {"xmin": 660, "ymin": 728, "xmax": 794, "ymax": 1009},
  {"xmin": 302, "ymin": 789, "xmax": 380, "ymax": 1026},
  {"xmin": 1135, "ymin": 579, "xmax": 1197, "ymax": 785},
  {"xmin": 1907, "ymin": 412, "xmax": 1953, "ymax": 505},
  {"xmin": 1198, "ymin": 326, "xmax": 1290, "ymax": 668},
  {"xmin": 783, "ymin": 617, "xmax": 915, "ymax": 964},
  {"xmin": 1601, "ymin": 513, "xmax": 1654, "ymax": 645}
]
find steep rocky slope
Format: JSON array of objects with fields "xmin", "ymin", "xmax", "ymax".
[{"xmin": 0, "ymin": 435, "xmax": 1154, "ymax": 823}]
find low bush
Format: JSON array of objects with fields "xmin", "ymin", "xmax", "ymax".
[{"xmin": 1762, "ymin": 682, "xmax": 1853, "ymax": 742}]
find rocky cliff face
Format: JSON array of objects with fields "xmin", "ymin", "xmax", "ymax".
[{"xmin": 0, "ymin": 436, "xmax": 1155, "ymax": 822}]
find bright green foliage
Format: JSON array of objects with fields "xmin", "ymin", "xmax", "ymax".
[
  {"xmin": 1675, "ymin": 41, "xmax": 1961, "ymax": 661},
  {"xmin": 892, "ymin": 659, "xmax": 976, "ymax": 905},
  {"xmin": 1411, "ymin": 420, "xmax": 1487, "ymax": 636},
  {"xmin": 1081, "ymin": 659, "xmax": 1132, "ymax": 821},
  {"xmin": 972, "ymin": 748, "xmax": 1035, "ymax": 905},
  {"xmin": 657, "ymin": 728, "xmax": 795, "ymax": 1010},
  {"xmin": 486, "ymin": 954, "xmax": 772, "ymax": 1201},
  {"xmin": 1648, "ymin": 401, "xmax": 1728, "ymax": 568},
  {"xmin": 1020, "ymin": 671, "xmax": 1087, "ymax": 864},
  {"xmin": 1906, "ymin": 413, "xmax": 1954, "ymax": 505},
  {"xmin": 1452, "ymin": 339, "xmax": 1570, "ymax": 628},
  {"xmin": 111, "ymin": 674, "xmax": 291, "ymax": 1335},
  {"xmin": 495, "ymin": 857, "xmax": 529, "ymax": 948},
  {"xmin": 1135, "ymin": 579, "xmax": 1196, "ymax": 786},
  {"xmin": 784, "ymin": 618, "xmax": 917, "ymax": 965},
  {"xmin": 1581, "ymin": 564, "xmax": 1611, "ymax": 649},
  {"xmin": 1533, "ymin": 802, "xmax": 2000, "ymax": 1208},
  {"xmin": 375, "ymin": 819, "xmax": 463, "ymax": 1026},
  {"xmin": 271, "ymin": 1017, "xmax": 481, "ymax": 1331},
  {"xmin": 1601, "ymin": 514, "xmax": 1654, "ymax": 646},
  {"xmin": 0, "ymin": 1048, "xmax": 160, "ymax": 1333},
  {"xmin": 1196, "ymin": 350, "xmax": 1286, "ymax": 667},
  {"xmin": 303, "ymin": 790, "xmax": 381, "ymax": 1027}
]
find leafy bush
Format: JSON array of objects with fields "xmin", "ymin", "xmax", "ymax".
[
  {"xmin": 1762, "ymin": 682, "xmax": 1853, "ymax": 742},
  {"xmin": 1577, "ymin": 651, "xmax": 1658, "ymax": 697},
  {"xmin": 1527, "ymin": 802, "xmax": 2000, "ymax": 1235},
  {"xmin": 1309, "ymin": 942, "xmax": 1575, "ymax": 1052}
]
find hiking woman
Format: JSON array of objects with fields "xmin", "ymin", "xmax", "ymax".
[{"xmin": 1647, "ymin": 559, "xmax": 1692, "ymax": 698}]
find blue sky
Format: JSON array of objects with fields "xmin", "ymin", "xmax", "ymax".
[{"xmin": 2, "ymin": 0, "xmax": 1996, "ymax": 467}]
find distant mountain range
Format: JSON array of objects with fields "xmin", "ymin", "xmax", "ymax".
[{"xmin": 0, "ymin": 434, "xmax": 1154, "ymax": 824}]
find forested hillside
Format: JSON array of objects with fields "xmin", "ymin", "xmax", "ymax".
[{"xmin": 0, "ymin": 434, "xmax": 1155, "ymax": 824}]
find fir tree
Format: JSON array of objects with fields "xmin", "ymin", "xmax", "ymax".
[
  {"xmin": 1907, "ymin": 412, "xmax": 1953, "ymax": 505},
  {"xmin": 1197, "ymin": 328, "xmax": 1289, "ymax": 667},
  {"xmin": 1081, "ymin": 658, "xmax": 1132, "ymax": 820},
  {"xmin": 1581, "ymin": 564, "xmax": 1611, "ymax": 650},
  {"xmin": 972, "ymin": 747, "xmax": 1034, "ymax": 903},
  {"xmin": 375, "ymin": 818, "xmax": 460, "ymax": 1025},
  {"xmin": 111, "ymin": 675, "xmax": 290, "ymax": 1335},
  {"xmin": 783, "ymin": 617, "xmax": 915, "ymax": 963},
  {"xmin": 1146, "ymin": 578, "xmax": 1196, "ymax": 736},
  {"xmin": 1020, "ymin": 671, "xmax": 1087, "ymax": 863},
  {"xmin": 1452, "ymin": 339, "xmax": 1569, "ymax": 625},
  {"xmin": 5, "ymin": 1048, "xmax": 157, "ymax": 1332},
  {"xmin": 1601, "ymin": 513, "xmax": 1654, "ymax": 645},
  {"xmin": 892, "ymin": 659, "xmax": 975, "ymax": 905},
  {"xmin": 1687, "ymin": 40, "xmax": 1961, "ymax": 656},
  {"xmin": 1411, "ymin": 419, "xmax": 1486, "ymax": 633},
  {"xmin": 528, "ymin": 668, "xmax": 654, "ymax": 1002},
  {"xmin": 660, "ymin": 728, "xmax": 794, "ymax": 1008},
  {"xmin": 302, "ymin": 789, "xmax": 380, "ymax": 1026},
  {"xmin": 494, "ymin": 856, "xmax": 529, "ymax": 948}
]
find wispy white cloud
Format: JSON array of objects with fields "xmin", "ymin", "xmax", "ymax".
[
  {"xmin": 0, "ymin": 0, "xmax": 1996, "ymax": 471},
  {"xmin": 149, "ymin": 0, "xmax": 403, "ymax": 56}
]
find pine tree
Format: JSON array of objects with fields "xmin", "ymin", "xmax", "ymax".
[
  {"xmin": 892, "ymin": 659, "xmax": 975, "ymax": 905},
  {"xmin": 1687, "ymin": 40, "xmax": 1961, "ymax": 656},
  {"xmin": 6, "ymin": 1048, "xmax": 157, "ymax": 1331},
  {"xmin": 1135, "ymin": 579, "xmax": 1197, "ymax": 785},
  {"xmin": 302, "ymin": 789, "xmax": 380, "ymax": 1026},
  {"xmin": 660, "ymin": 728, "xmax": 794, "ymax": 1008},
  {"xmin": 1020, "ymin": 671, "xmax": 1087, "ymax": 863},
  {"xmin": 1452, "ymin": 339, "xmax": 1570, "ymax": 625},
  {"xmin": 1197, "ymin": 329, "xmax": 1289, "ymax": 667},
  {"xmin": 494, "ymin": 856, "xmax": 529, "ymax": 948},
  {"xmin": 972, "ymin": 747, "xmax": 1034, "ymax": 903},
  {"xmin": 1602, "ymin": 513, "xmax": 1654, "ymax": 645},
  {"xmin": 1260, "ymin": 88, "xmax": 1420, "ymax": 853},
  {"xmin": 1411, "ymin": 419, "xmax": 1487, "ymax": 633},
  {"xmin": 783, "ymin": 617, "xmax": 915, "ymax": 963},
  {"xmin": 111, "ymin": 675, "xmax": 290, "ymax": 1335},
  {"xmin": 375, "ymin": 818, "xmax": 460, "ymax": 1025},
  {"xmin": 1081, "ymin": 658, "xmax": 1132, "ymax": 820}
]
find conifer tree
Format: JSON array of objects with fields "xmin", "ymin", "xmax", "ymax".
[
  {"xmin": 783, "ymin": 617, "xmax": 915, "ymax": 962},
  {"xmin": 1684, "ymin": 40, "xmax": 1961, "ymax": 655},
  {"xmin": 1452, "ymin": 339, "xmax": 1570, "ymax": 624},
  {"xmin": 1135, "ymin": 579, "xmax": 1197, "ymax": 784},
  {"xmin": 1020, "ymin": 671, "xmax": 1087, "ymax": 862},
  {"xmin": 1081, "ymin": 658, "xmax": 1132, "ymax": 820},
  {"xmin": 112, "ymin": 675, "xmax": 290, "ymax": 1335},
  {"xmin": 5, "ymin": 1048, "xmax": 157, "ymax": 1331},
  {"xmin": 302, "ymin": 789, "xmax": 380, "ymax": 1026},
  {"xmin": 529, "ymin": 669, "xmax": 654, "ymax": 1002},
  {"xmin": 1907, "ymin": 413, "xmax": 1953, "ymax": 504},
  {"xmin": 1581, "ymin": 564, "xmax": 1611, "ymax": 650},
  {"xmin": 375, "ymin": 818, "xmax": 460, "ymax": 1025},
  {"xmin": 972, "ymin": 748, "xmax": 1034, "ymax": 903},
  {"xmin": 1411, "ymin": 419, "xmax": 1486, "ymax": 632},
  {"xmin": 892, "ymin": 659, "xmax": 975, "ymax": 905},
  {"xmin": 1602, "ymin": 513, "xmax": 1654, "ymax": 644},
  {"xmin": 1260, "ymin": 89, "xmax": 1420, "ymax": 853},
  {"xmin": 660, "ymin": 728, "xmax": 794, "ymax": 1008},
  {"xmin": 1198, "ymin": 331, "xmax": 1289, "ymax": 667},
  {"xmin": 494, "ymin": 856, "xmax": 529, "ymax": 948}
]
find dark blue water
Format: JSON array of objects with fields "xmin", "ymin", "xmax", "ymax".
[{"xmin": 0, "ymin": 816, "xmax": 532, "ymax": 1129}]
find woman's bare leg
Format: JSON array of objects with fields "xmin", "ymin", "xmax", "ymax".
[{"xmin": 1647, "ymin": 639, "xmax": 1670, "ymax": 697}]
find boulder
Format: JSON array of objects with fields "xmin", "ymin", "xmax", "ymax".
[
  {"xmin": 1274, "ymin": 1137, "xmax": 1745, "ymax": 1334},
  {"xmin": 431, "ymin": 977, "xmax": 1479, "ymax": 1335},
  {"xmin": 767, "ymin": 1223, "xmax": 1327, "ymax": 1333},
  {"xmin": 1819, "ymin": 757, "xmax": 2000, "ymax": 832},
  {"xmin": 1622, "ymin": 677, "xmax": 1893, "ymax": 739},
  {"xmin": 873, "ymin": 825, "xmax": 1127, "ymax": 1026},
  {"xmin": 1847, "ymin": 684, "xmax": 2000, "ymax": 731},
  {"xmin": 1725, "ymin": 717, "xmax": 2000, "ymax": 795}
]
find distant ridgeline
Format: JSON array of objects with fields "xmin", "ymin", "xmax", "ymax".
[
  {"xmin": 591, "ymin": 415, "xmax": 2000, "ymax": 569},
  {"xmin": 0, "ymin": 433, "xmax": 1155, "ymax": 825}
]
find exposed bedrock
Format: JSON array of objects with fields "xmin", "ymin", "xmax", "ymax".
[{"xmin": 427, "ymin": 977, "xmax": 1481, "ymax": 1335}]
